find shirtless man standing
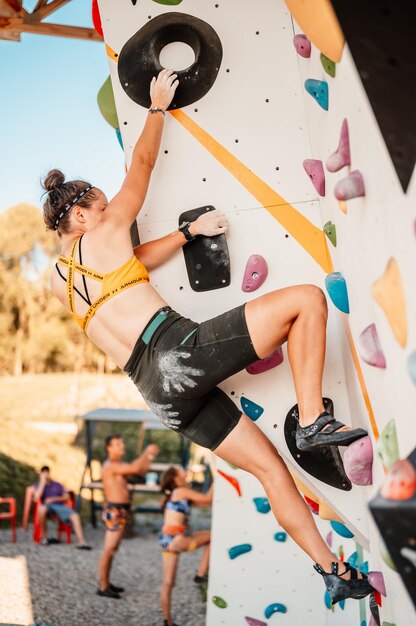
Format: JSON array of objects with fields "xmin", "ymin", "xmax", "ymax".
[{"xmin": 97, "ymin": 434, "xmax": 159, "ymax": 598}]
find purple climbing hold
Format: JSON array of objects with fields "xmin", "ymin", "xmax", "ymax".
[
  {"xmin": 326, "ymin": 531, "xmax": 333, "ymax": 548},
  {"xmin": 293, "ymin": 34, "xmax": 311, "ymax": 58},
  {"xmin": 242, "ymin": 254, "xmax": 268, "ymax": 292},
  {"xmin": 344, "ymin": 436, "xmax": 373, "ymax": 486},
  {"xmin": 326, "ymin": 119, "xmax": 351, "ymax": 172},
  {"xmin": 334, "ymin": 170, "xmax": 365, "ymax": 201},
  {"xmin": 246, "ymin": 347, "xmax": 283, "ymax": 374},
  {"xmin": 368, "ymin": 571, "xmax": 387, "ymax": 596},
  {"xmin": 303, "ymin": 159, "xmax": 325, "ymax": 196},
  {"xmin": 245, "ymin": 618, "xmax": 267, "ymax": 626},
  {"xmin": 358, "ymin": 324, "xmax": 386, "ymax": 368},
  {"xmin": 369, "ymin": 616, "xmax": 378, "ymax": 626}
]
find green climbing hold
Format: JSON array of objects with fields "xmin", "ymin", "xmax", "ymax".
[
  {"xmin": 324, "ymin": 221, "xmax": 337, "ymax": 246},
  {"xmin": 320, "ymin": 53, "xmax": 336, "ymax": 77},
  {"xmin": 153, "ymin": 0, "xmax": 183, "ymax": 4},
  {"xmin": 382, "ymin": 623, "xmax": 396, "ymax": 626},
  {"xmin": 377, "ymin": 419, "xmax": 400, "ymax": 469},
  {"xmin": 97, "ymin": 76, "xmax": 119, "ymax": 129},
  {"xmin": 212, "ymin": 596, "xmax": 227, "ymax": 609},
  {"xmin": 379, "ymin": 537, "xmax": 398, "ymax": 572}
]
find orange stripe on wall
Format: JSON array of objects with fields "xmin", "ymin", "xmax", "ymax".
[
  {"xmin": 105, "ymin": 44, "xmax": 118, "ymax": 62},
  {"xmin": 170, "ymin": 109, "xmax": 333, "ymax": 274}
]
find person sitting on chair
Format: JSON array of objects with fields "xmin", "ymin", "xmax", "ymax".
[{"xmin": 33, "ymin": 465, "xmax": 91, "ymax": 549}]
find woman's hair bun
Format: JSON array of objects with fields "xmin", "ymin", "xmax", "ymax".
[{"xmin": 42, "ymin": 169, "xmax": 65, "ymax": 192}]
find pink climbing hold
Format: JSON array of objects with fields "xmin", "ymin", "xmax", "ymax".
[
  {"xmin": 293, "ymin": 34, "xmax": 311, "ymax": 58},
  {"xmin": 326, "ymin": 531, "xmax": 333, "ymax": 548},
  {"xmin": 245, "ymin": 618, "xmax": 267, "ymax": 626},
  {"xmin": 246, "ymin": 347, "xmax": 283, "ymax": 374},
  {"xmin": 303, "ymin": 159, "xmax": 325, "ymax": 196},
  {"xmin": 368, "ymin": 571, "xmax": 387, "ymax": 597},
  {"xmin": 242, "ymin": 254, "xmax": 268, "ymax": 292},
  {"xmin": 334, "ymin": 170, "xmax": 365, "ymax": 201},
  {"xmin": 369, "ymin": 616, "xmax": 378, "ymax": 626},
  {"xmin": 343, "ymin": 436, "xmax": 373, "ymax": 486},
  {"xmin": 358, "ymin": 324, "xmax": 386, "ymax": 368},
  {"xmin": 326, "ymin": 119, "xmax": 351, "ymax": 172},
  {"xmin": 380, "ymin": 459, "xmax": 416, "ymax": 500}
]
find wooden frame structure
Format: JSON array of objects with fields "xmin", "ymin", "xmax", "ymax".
[{"xmin": 0, "ymin": 0, "xmax": 102, "ymax": 42}]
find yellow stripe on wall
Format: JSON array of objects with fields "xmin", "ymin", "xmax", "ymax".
[{"xmin": 170, "ymin": 109, "xmax": 333, "ymax": 274}]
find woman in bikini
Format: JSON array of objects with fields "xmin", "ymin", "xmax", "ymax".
[
  {"xmin": 42, "ymin": 68, "xmax": 373, "ymax": 604},
  {"xmin": 159, "ymin": 466, "xmax": 212, "ymax": 626}
]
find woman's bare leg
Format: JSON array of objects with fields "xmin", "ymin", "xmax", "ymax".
[
  {"xmin": 245, "ymin": 285, "xmax": 350, "ymax": 427},
  {"xmin": 161, "ymin": 553, "xmax": 179, "ymax": 626},
  {"xmin": 215, "ymin": 415, "xmax": 348, "ymax": 573}
]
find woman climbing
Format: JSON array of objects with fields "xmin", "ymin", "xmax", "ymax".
[
  {"xmin": 42, "ymin": 68, "xmax": 374, "ymax": 604},
  {"xmin": 159, "ymin": 466, "xmax": 212, "ymax": 626}
]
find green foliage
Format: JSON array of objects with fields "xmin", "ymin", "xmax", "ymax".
[
  {"xmin": 0, "ymin": 203, "xmax": 104, "ymax": 374},
  {"xmin": 0, "ymin": 452, "xmax": 38, "ymax": 522}
]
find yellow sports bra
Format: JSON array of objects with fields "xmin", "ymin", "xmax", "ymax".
[{"xmin": 56, "ymin": 235, "xmax": 149, "ymax": 332}]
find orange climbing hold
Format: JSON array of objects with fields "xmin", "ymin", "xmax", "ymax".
[
  {"xmin": 380, "ymin": 459, "xmax": 416, "ymax": 501},
  {"xmin": 217, "ymin": 469, "xmax": 242, "ymax": 497},
  {"xmin": 372, "ymin": 258, "xmax": 407, "ymax": 348}
]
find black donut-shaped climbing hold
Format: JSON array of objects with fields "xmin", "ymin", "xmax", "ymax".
[{"xmin": 118, "ymin": 12, "xmax": 223, "ymax": 110}]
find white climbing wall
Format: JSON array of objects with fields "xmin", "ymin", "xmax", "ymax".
[{"xmin": 98, "ymin": 1, "xmax": 415, "ymax": 624}]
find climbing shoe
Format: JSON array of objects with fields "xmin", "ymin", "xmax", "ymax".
[
  {"xmin": 314, "ymin": 561, "xmax": 374, "ymax": 604},
  {"xmin": 296, "ymin": 411, "xmax": 367, "ymax": 451},
  {"xmin": 194, "ymin": 573, "xmax": 208, "ymax": 584},
  {"xmin": 96, "ymin": 587, "xmax": 121, "ymax": 599},
  {"xmin": 109, "ymin": 583, "xmax": 125, "ymax": 593},
  {"xmin": 163, "ymin": 621, "xmax": 180, "ymax": 626}
]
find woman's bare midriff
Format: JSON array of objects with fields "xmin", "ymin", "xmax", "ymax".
[{"xmin": 85, "ymin": 282, "xmax": 168, "ymax": 369}]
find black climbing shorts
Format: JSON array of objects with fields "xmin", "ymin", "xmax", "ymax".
[{"xmin": 123, "ymin": 304, "xmax": 259, "ymax": 450}]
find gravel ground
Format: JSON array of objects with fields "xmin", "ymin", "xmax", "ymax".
[{"xmin": 0, "ymin": 514, "xmax": 209, "ymax": 626}]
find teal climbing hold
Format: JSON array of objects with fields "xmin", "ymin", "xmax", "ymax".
[
  {"xmin": 330, "ymin": 520, "xmax": 354, "ymax": 538},
  {"xmin": 339, "ymin": 599, "xmax": 345, "ymax": 610},
  {"xmin": 407, "ymin": 350, "xmax": 416, "ymax": 385},
  {"xmin": 228, "ymin": 543, "xmax": 252, "ymax": 559},
  {"xmin": 240, "ymin": 397, "xmax": 264, "ymax": 421},
  {"xmin": 253, "ymin": 497, "xmax": 271, "ymax": 514},
  {"xmin": 115, "ymin": 128, "xmax": 124, "ymax": 150},
  {"xmin": 377, "ymin": 419, "xmax": 399, "ymax": 470},
  {"xmin": 264, "ymin": 603, "xmax": 287, "ymax": 619},
  {"xmin": 359, "ymin": 561, "xmax": 369, "ymax": 574},
  {"xmin": 320, "ymin": 53, "xmax": 336, "ymax": 77},
  {"xmin": 274, "ymin": 532, "xmax": 287, "ymax": 542},
  {"xmin": 347, "ymin": 551, "xmax": 359, "ymax": 568},
  {"xmin": 305, "ymin": 79, "xmax": 329, "ymax": 111},
  {"xmin": 324, "ymin": 590, "xmax": 332, "ymax": 609},
  {"xmin": 325, "ymin": 272, "xmax": 350, "ymax": 313},
  {"xmin": 212, "ymin": 596, "xmax": 227, "ymax": 608},
  {"xmin": 324, "ymin": 221, "xmax": 337, "ymax": 246}
]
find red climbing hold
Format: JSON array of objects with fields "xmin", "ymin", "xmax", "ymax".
[
  {"xmin": 334, "ymin": 170, "xmax": 365, "ymax": 201},
  {"xmin": 368, "ymin": 571, "xmax": 387, "ymax": 597},
  {"xmin": 380, "ymin": 459, "xmax": 416, "ymax": 500},
  {"xmin": 217, "ymin": 469, "xmax": 242, "ymax": 497},
  {"xmin": 242, "ymin": 254, "xmax": 268, "ymax": 292},
  {"xmin": 293, "ymin": 34, "xmax": 311, "ymax": 58},
  {"xmin": 358, "ymin": 324, "xmax": 386, "ymax": 368},
  {"xmin": 246, "ymin": 347, "xmax": 283, "ymax": 374},
  {"xmin": 326, "ymin": 119, "xmax": 351, "ymax": 172},
  {"xmin": 92, "ymin": 0, "xmax": 103, "ymax": 37},
  {"xmin": 304, "ymin": 495, "xmax": 319, "ymax": 514},
  {"xmin": 303, "ymin": 159, "xmax": 325, "ymax": 196},
  {"xmin": 344, "ymin": 436, "xmax": 373, "ymax": 486}
]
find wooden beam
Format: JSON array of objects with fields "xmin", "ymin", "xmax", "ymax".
[
  {"xmin": 33, "ymin": 0, "xmax": 49, "ymax": 11},
  {"xmin": 0, "ymin": 0, "xmax": 21, "ymax": 17},
  {"xmin": 33, "ymin": 0, "xmax": 70, "ymax": 21},
  {"xmin": 0, "ymin": 18, "xmax": 102, "ymax": 41}
]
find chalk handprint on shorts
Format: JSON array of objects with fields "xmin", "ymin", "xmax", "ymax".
[{"xmin": 158, "ymin": 350, "xmax": 204, "ymax": 394}]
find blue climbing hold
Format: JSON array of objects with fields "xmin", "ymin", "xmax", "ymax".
[
  {"xmin": 305, "ymin": 79, "xmax": 329, "ymax": 111},
  {"xmin": 116, "ymin": 127, "xmax": 124, "ymax": 149},
  {"xmin": 253, "ymin": 497, "xmax": 271, "ymax": 514},
  {"xmin": 347, "ymin": 551, "xmax": 359, "ymax": 568},
  {"xmin": 240, "ymin": 397, "xmax": 264, "ymax": 421},
  {"xmin": 339, "ymin": 599, "xmax": 345, "ymax": 610},
  {"xmin": 324, "ymin": 590, "xmax": 332, "ymax": 609},
  {"xmin": 359, "ymin": 561, "xmax": 369, "ymax": 574},
  {"xmin": 274, "ymin": 532, "xmax": 287, "ymax": 542},
  {"xmin": 228, "ymin": 543, "xmax": 252, "ymax": 559},
  {"xmin": 264, "ymin": 603, "xmax": 287, "ymax": 619},
  {"xmin": 330, "ymin": 520, "xmax": 354, "ymax": 538},
  {"xmin": 325, "ymin": 272, "xmax": 350, "ymax": 313}
]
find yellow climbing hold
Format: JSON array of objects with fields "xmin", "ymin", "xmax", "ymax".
[
  {"xmin": 338, "ymin": 200, "xmax": 347, "ymax": 214},
  {"xmin": 372, "ymin": 258, "xmax": 407, "ymax": 348}
]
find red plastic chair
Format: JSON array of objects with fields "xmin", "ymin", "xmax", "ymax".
[
  {"xmin": 0, "ymin": 497, "xmax": 17, "ymax": 543},
  {"xmin": 32, "ymin": 491, "xmax": 75, "ymax": 544}
]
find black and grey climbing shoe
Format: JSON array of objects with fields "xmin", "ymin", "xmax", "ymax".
[
  {"xmin": 109, "ymin": 583, "xmax": 125, "ymax": 593},
  {"xmin": 314, "ymin": 561, "xmax": 374, "ymax": 604},
  {"xmin": 296, "ymin": 411, "xmax": 367, "ymax": 451},
  {"xmin": 96, "ymin": 587, "xmax": 121, "ymax": 599},
  {"xmin": 194, "ymin": 573, "xmax": 208, "ymax": 584}
]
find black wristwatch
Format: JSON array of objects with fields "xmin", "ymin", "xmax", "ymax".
[{"xmin": 178, "ymin": 221, "xmax": 196, "ymax": 242}]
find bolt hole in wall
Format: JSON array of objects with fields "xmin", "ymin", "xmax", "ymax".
[{"xmin": 159, "ymin": 42, "xmax": 196, "ymax": 72}]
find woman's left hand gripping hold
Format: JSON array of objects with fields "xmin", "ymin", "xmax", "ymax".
[{"xmin": 190, "ymin": 209, "xmax": 229, "ymax": 238}]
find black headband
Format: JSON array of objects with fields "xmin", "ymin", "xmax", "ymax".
[{"xmin": 53, "ymin": 185, "xmax": 94, "ymax": 230}]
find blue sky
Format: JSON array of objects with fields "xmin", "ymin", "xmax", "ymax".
[{"xmin": 0, "ymin": 0, "xmax": 125, "ymax": 212}]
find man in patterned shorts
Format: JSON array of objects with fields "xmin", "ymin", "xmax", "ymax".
[{"xmin": 97, "ymin": 434, "xmax": 159, "ymax": 598}]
